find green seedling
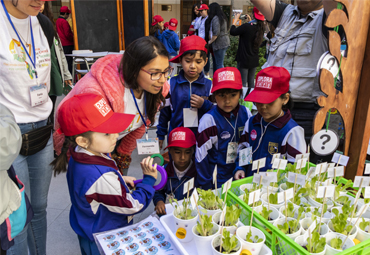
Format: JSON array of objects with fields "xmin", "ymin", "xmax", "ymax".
[
  {"xmin": 260, "ymin": 206, "xmax": 273, "ymax": 220},
  {"xmin": 331, "ymin": 208, "xmax": 354, "ymax": 235},
  {"xmin": 278, "ymin": 207, "xmax": 304, "ymax": 234},
  {"xmin": 310, "ymin": 204, "xmax": 328, "ymax": 220},
  {"xmin": 361, "ymin": 188, "xmax": 370, "ymax": 204},
  {"xmin": 245, "ymin": 230, "xmax": 263, "ymax": 243},
  {"xmin": 242, "ymin": 194, "xmax": 262, "ymax": 207},
  {"xmin": 330, "ymin": 237, "xmax": 343, "ymax": 250},
  {"xmin": 284, "ymin": 202, "xmax": 295, "ymax": 218},
  {"xmin": 306, "ymin": 232, "xmax": 326, "ymax": 253},
  {"xmin": 268, "ymin": 193, "xmax": 279, "ymax": 204},
  {"xmin": 197, "ymin": 188, "xmax": 224, "ymax": 210},
  {"xmin": 170, "ymin": 197, "xmax": 195, "ymax": 220},
  {"xmin": 359, "ymin": 218, "xmax": 370, "ymax": 232},
  {"xmin": 334, "ymin": 196, "xmax": 350, "ymax": 207},
  {"xmin": 224, "ymin": 205, "xmax": 242, "ymax": 227},
  {"xmin": 293, "ymin": 187, "xmax": 307, "ymax": 205},
  {"xmin": 220, "ymin": 230, "xmax": 239, "ymax": 254},
  {"xmin": 334, "ymin": 179, "xmax": 353, "ymax": 198},
  {"xmin": 196, "ymin": 214, "xmax": 215, "ymax": 236}
]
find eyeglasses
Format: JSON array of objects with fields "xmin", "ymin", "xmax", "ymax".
[{"xmin": 141, "ymin": 67, "xmax": 173, "ymax": 81}]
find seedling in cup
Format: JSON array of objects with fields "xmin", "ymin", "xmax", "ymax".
[
  {"xmin": 287, "ymin": 171, "xmax": 305, "ymax": 202},
  {"xmin": 278, "ymin": 188, "xmax": 294, "ymax": 224},
  {"xmin": 350, "ymin": 176, "xmax": 370, "ymax": 219},
  {"xmin": 316, "ymin": 185, "xmax": 335, "ymax": 232},
  {"xmin": 271, "ymin": 157, "xmax": 287, "ymax": 188},
  {"xmin": 314, "ymin": 163, "xmax": 328, "ymax": 199},
  {"xmin": 182, "ymin": 177, "xmax": 195, "ymax": 219},
  {"xmin": 248, "ymin": 189, "xmax": 261, "ymax": 232}
]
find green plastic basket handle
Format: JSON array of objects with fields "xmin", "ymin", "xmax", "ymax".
[{"xmin": 150, "ymin": 154, "xmax": 164, "ymax": 166}]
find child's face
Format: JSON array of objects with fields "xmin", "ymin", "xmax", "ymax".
[
  {"xmin": 84, "ymin": 132, "xmax": 119, "ymax": 156},
  {"xmin": 158, "ymin": 21, "xmax": 164, "ymax": 29},
  {"xmin": 180, "ymin": 51, "xmax": 207, "ymax": 82},
  {"xmin": 169, "ymin": 147, "xmax": 194, "ymax": 171},
  {"xmin": 255, "ymin": 94, "xmax": 289, "ymax": 122},
  {"xmin": 214, "ymin": 91, "xmax": 241, "ymax": 113}
]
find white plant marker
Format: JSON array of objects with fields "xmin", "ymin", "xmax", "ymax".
[{"xmin": 213, "ymin": 165, "xmax": 218, "ymax": 196}]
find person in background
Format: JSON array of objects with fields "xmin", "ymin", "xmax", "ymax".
[
  {"xmin": 188, "ymin": 3, "xmax": 201, "ymax": 36},
  {"xmin": 154, "ymin": 127, "xmax": 197, "ymax": 215},
  {"xmin": 197, "ymin": 4, "xmax": 210, "ymax": 78},
  {"xmin": 163, "ymin": 21, "xmax": 169, "ymax": 31},
  {"xmin": 162, "ymin": 18, "xmax": 180, "ymax": 76},
  {"xmin": 41, "ymin": 2, "xmax": 72, "ymax": 124},
  {"xmin": 205, "ymin": 2, "xmax": 230, "ymax": 72},
  {"xmin": 230, "ymin": 7, "xmax": 265, "ymax": 90},
  {"xmin": 56, "ymin": 6, "xmax": 74, "ymax": 74},
  {"xmin": 157, "ymin": 36, "xmax": 212, "ymax": 149},
  {"xmin": 196, "ymin": 67, "xmax": 252, "ymax": 190},
  {"xmin": 234, "ymin": 67, "xmax": 306, "ymax": 179},
  {"xmin": 150, "ymin": 14, "xmax": 164, "ymax": 42}
]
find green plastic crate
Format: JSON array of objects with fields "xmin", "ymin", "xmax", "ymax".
[{"xmin": 225, "ymin": 174, "xmax": 370, "ymax": 255}]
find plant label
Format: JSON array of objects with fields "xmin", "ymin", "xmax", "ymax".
[
  {"xmin": 190, "ymin": 188, "xmax": 199, "ymax": 209},
  {"xmin": 239, "ymin": 147, "xmax": 253, "ymax": 167},
  {"xmin": 226, "ymin": 142, "xmax": 238, "ymax": 164},
  {"xmin": 220, "ymin": 206, "xmax": 227, "ymax": 224},
  {"xmin": 252, "ymin": 158, "xmax": 266, "ymax": 170},
  {"xmin": 328, "ymin": 163, "xmax": 336, "ymax": 168},
  {"xmin": 248, "ymin": 189, "xmax": 261, "ymax": 205},
  {"xmin": 331, "ymin": 152, "xmax": 350, "ymax": 166},
  {"xmin": 364, "ymin": 187, "xmax": 370, "ymax": 199},
  {"xmin": 272, "ymin": 153, "xmax": 281, "ymax": 163},
  {"xmin": 265, "ymin": 172, "xmax": 278, "ymax": 183},
  {"xmin": 183, "ymin": 108, "xmax": 198, "ymax": 127},
  {"xmin": 358, "ymin": 204, "xmax": 370, "ymax": 216},
  {"xmin": 183, "ymin": 178, "xmax": 194, "ymax": 195},
  {"xmin": 353, "ymin": 176, "xmax": 370, "ymax": 187},
  {"xmin": 315, "ymin": 162, "xmax": 328, "ymax": 175},
  {"xmin": 308, "ymin": 220, "xmax": 317, "ymax": 233},
  {"xmin": 296, "ymin": 158, "xmax": 308, "ymax": 169},
  {"xmin": 252, "ymin": 173, "xmax": 261, "ymax": 184},
  {"xmin": 272, "ymin": 159, "xmax": 287, "ymax": 170},
  {"xmin": 328, "ymin": 166, "xmax": 344, "ymax": 178},
  {"xmin": 278, "ymin": 188, "xmax": 294, "ymax": 203},
  {"xmin": 213, "ymin": 165, "xmax": 217, "ymax": 184},
  {"xmin": 306, "ymin": 167, "xmax": 316, "ymax": 180},
  {"xmin": 222, "ymin": 178, "xmax": 233, "ymax": 194},
  {"xmin": 365, "ymin": 164, "xmax": 370, "ymax": 174},
  {"xmin": 324, "ymin": 178, "xmax": 333, "ymax": 186},
  {"xmin": 317, "ymin": 186, "xmax": 335, "ymax": 198},
  {"xmin": 285, "ymin": 188, "xmax": 294, "ymax": 200},
  {"xmin": 287, "ymin": 172, "xmax": 295, "ymax": 183},
  {"xmin": 287, "ymin": 172, "xmax": 305, "ymax": 185}
]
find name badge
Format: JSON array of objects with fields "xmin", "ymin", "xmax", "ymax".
[
  {"xmin": 183, "ymin": 108, "xmax": 198, "ymax": 127},
  {"xmin": 136, "ymin": 138, "xmax": 160, "ymax": 155},
  {"xmin": 226, "ymin": 142, "xmax": 238, "ymax": 164},
  {"xmin": 239, "ymin": 147, "xmax": 253, "ymax": 166},
  {"xmin": 29, "ymin": 83, "xmax": 48, "ymax": 107}
]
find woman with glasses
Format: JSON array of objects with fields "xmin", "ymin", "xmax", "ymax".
[{"xmin": 54, "ymin": 36, "xmax": 171, "ymax": 175}]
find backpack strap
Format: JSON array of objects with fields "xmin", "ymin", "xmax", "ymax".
[{"xmin": 36, "ymin": 13, "xmax": 55, "ymax": 49}]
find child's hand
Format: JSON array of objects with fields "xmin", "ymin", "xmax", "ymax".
[
  {"xmin": 123, "ymin": 176, "xmax": 136, "ymax": 187},
  {"xmin": 190, "ymin": 94, "xmax": 204, "ymax": 108},
  {"xmin": 155, "ymin": 201, "xmax": 166, "ymax": 215},
  {"xmin": 140, "ymin": 157, "xmax": 157, "ymax": 180},
  {"xmin": 234, "ymin": 170, "xmax": 245, "ymax": 180},
  {"xmin": 159, "ymin": 140, "xmax": 164, "ymax": 150}
]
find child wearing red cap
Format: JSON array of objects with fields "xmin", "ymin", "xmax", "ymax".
[
  {"xmin": 150, "ymin": 15, "xmax": 164, "ymax": 41},
  {"xmin": 163, "ymin": 22, "xmax": 169, "ymax": 30},
  {"xmin": 162, "ymin": 18, "xmax": 180, "ymax": 67},
  {"xmin": 196, "ymin": 67, "xmax": 252, "ymax": 190},
  {"xmin": 234, "ymin": 66, "xmax": 306, "ymax": 179},
  {"xmin": 157, "ymin": 35, "xmax": 213, "ymax": 149},
  {"xmin": 52, "ymin": 94, "xmax": 158, "ymax": 255},
  {"xmin": 153, "ymin": 127, "xmax": 197, "ymax": 215}
]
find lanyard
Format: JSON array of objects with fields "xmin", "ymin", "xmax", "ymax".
[
  {"xmin": 223, "ymin": 113, "xmax": 238, "ymax": 142},
  {"xmin": 1, "ymin": 0, "xmax": 37, "ymax": 80},
  {"xmin": 130, "ymin": 89, "xmax": 148, "ymax": 138}
]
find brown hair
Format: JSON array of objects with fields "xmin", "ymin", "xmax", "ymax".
[{"xmin": 150, "ymin": 24, "xmax": 163, "ymax": 37}]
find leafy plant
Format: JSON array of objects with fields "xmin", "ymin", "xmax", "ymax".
[
  {"xmin": 197, "ymin": 188, "xmax": 223, "ymax": 210},
  {"xmin": 334, "ymin": 196, "xmax": 350, "ymax": 206},
  {"xmin": 305, "ymin": 232, "xmax": 326, "ymax": 253},
  {"xmin": 293, "ymin": 188, "xmax": 307, "ymax": 205},
  {"xmin": 330, "ymin": 237, "xmax": 343, "ymax": 250},
  {"xmin": 359, "ymin": 218, "xmax": 370, "ymax": 232},
  {"xmin": 260, "ymin": 206, "xmax": 273, "ymax": 220},
  {"xmin": 268, "ymin": 193, "xmax": 279, "ymax": 204},
  {"xmin": 361, "ymin": 188, "xmax": 370, "ymax": 204},
  {"xmin": 220, "ymin": 230, "xmax": 239, "ymax": 254},
  {"xmin": 331, "ymin": 208, "xmax": 354, "ymax": 235},
  {"xmin": 196, "ymin": 214, "xmax": 215, "ymax": 236},
  {"xmin": 334, "ymin": 179, "xmax": 353, "ymax": 198},
  {"xmin": 245, "ymin": 230, "xmax": 263, "ymax": 243},
  {"xmin": 278, "ymin": 207, "xmax": 304, "ymax": 234},
  {"xmin": 224, "ymin": 205, "xmax": 242, "ymax": 227},
  {"xmin": 170, "ymin": 198, "xmax": 195, "ymax": 220},
  {"xmin": 283, "ymin": 202, "xmax": 295, "ymax": 218},
  {"xmin": 310, "ymin": 204, "xmax": 328, "ymax": 220}
]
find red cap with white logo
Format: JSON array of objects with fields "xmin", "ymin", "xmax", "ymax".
[
  {"xmin": 165, "ymin": 127, "xmax": 196, "ymax": 149},
  {"xmin": 211, "ymin": 67, "xmax": 243, "ymax": 93},
  {"xmin": 168, "ymin": 18, "xmax": 178, "ymax": 31},
  {"xmin": 57, "ymin": 94, "xmax": 135, "ymax": 136},
  {"xmin": 244, "ymin": 66, "xmax": 290, "ymax": 104}
]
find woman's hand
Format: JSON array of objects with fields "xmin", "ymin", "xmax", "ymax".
[
  {"xmin": 140, "ymin": 156, "xmax": 157, "ymax": 179},
  {"xmin": 64, "ymin": 80, "xmax": 72, "ymax": 86},
  {"xmin": 155, "ymin": 201, "xmax": 166, "ymax": 215},
  {"xmin": 123, "ymin": 176, "xmax": 137, "ymax": 187},
  {"xmin": 234, "ymin": 170, "xmax": 245, "ymax": 180},
  {"xmin": 190, "ymin": 94, "xmax": 204, "ymax": 108}
]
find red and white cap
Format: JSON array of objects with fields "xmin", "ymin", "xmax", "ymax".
[
  {"xmin": 165, "ymin": 127, "xmax": 196, "ymax": 149},
  {"xmin": 198, "ymin": 4, "xmax": 209, "ymax": 11},
  {"xmin": 211, "ymin": 67, "xmax": 243, "ymax": 93},
  {"xmin": 60, "ymin": 6, "xmax": 71, "ymax": 13},
  {"xmin": 253, "ymin": 7, "xmax": 265, "ymax": 21},
  {"xmin": 57, "ymin": 94, "xmax": 135, "ymax": 136},
  {"xmin": 169, "ymin": 35, "xmax": 207, "ymax": 63},
  {"xmin": 152, "ymin": 15, "xmax": 164, "ymax": 26},
  {"xmin": 244, "ymin": 66, "xmax": 290, "ymax": 104},
  {"xmin": 168, "ymin": 18, "xmax": 178, "ymax": 31}
]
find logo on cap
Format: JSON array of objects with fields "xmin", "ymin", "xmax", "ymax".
[
  {"xmin": 250, "ymin": 129, "xmax": 257, "ymax": 141},
  {"xmin": 94, "ymin": 98, "xmax": 111, "ymax": 117},
  {"xmin": 171, "ymin": 131, "xmax": 186, "ymax": 141},
  {"xmin": 256, "ymin": 76, "xmax": 273, "ymax": 89},
  {"xmin": 170, "ymin": 23, "xmax": 176, "ymax": 26},
  {"xmin": 218, "ymin": 71, "xmax": 235, "ymax": 82}
]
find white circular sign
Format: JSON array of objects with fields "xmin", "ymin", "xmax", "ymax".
[
  {"xmin": 310, "ymin": 129, "xmax": 339, "ymax": 156},
  {"xmin": 316, "ymin": 51, "xmax": 340, "ymax": 78}
]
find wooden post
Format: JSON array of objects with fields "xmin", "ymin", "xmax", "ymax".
[
  {"xmin": 70, "ymin": 0, "xmax": 78, "ymax": 50},
  {"xmin": 143, "ymin": 0, "xmax": 149, "ymax": 36}
]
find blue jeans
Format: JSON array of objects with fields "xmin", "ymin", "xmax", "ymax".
[
  {"xmin": 7, "ymin": 119, "xmax": 53, "ymax": 255},
  {"xmin": 212, "ymin": 47, "xmax": 228, "ymax": 72},
  {"xmin": 78, "ymin": 236, "xmax": 100, "ymax": 255},
  {"xmin": 237, "ymin": 62, "xmax": 257, "ymax": 89}
]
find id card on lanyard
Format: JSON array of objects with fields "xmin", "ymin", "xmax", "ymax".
[
  {"xmin": 1, "ymin": 0, "xmax": 48, "ymax": 107},
  {"xmin": 183, "ymin": 81, "xmax": 198, "ymax": 127},
  {"xmin": 131, "ymin": 89, "xmax": 160, "ymax": 155},
  {"xmin": 225, "ymin": 114, "xmax": 239, "ymax": 164}
]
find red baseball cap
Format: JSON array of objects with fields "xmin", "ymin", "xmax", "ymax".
[
  {"xmin": 169, "ymin": 35, "xmax": 207, "ymax": 63},
  {"xmin": 164, "ymin": 22, "xmax": 169, "ymax": 29},
  {"xmin": 253, "ymin": 7, "xmax": 265, "ymax": 21},
  {"xmin": 198, "ymin": 4, "xmax": 209, "ymax": 11},
  {"xmin": 165, "ymin": 127, "xmax": 196, "ymax": 149},
  {"xmin": 244, "ymin": 66, "xmax": 290, "ymax": 104},
  {"xmin": 152, "ymin": 15, "xmax": 164, "ymax": 26},
  {"xmin": 211, "ymin": 67, "xmax": 243, "ymax": 93},
  {"xmin": 168, "ymin": 18, "xmax": 178, "ymax": 31},
  {"xmin": 57, "ymin": 94, "xmax": 135, "ymax": 136},
  {"xmin": 60, "ymin": 6, "xmax": 71, "ymax": 13}
]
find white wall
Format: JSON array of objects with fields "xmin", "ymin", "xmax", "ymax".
[{"xmin": 153, "ymin": 1, "xmax": 181, "ymax": 34}]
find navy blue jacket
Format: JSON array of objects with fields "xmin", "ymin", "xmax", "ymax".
[
  {"xmin": 162, "ymin": 30, "xmax": 180, "ymax": 56},
  {"xmin": 153, "ymin": 159, "xmax": 197, "ymax": 205},
  {"xmin": 157, "ymin": 70, "xmax": 213, "ymax": 140}
]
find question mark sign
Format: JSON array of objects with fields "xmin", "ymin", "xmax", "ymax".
[
  {"xmin": 320, "ymin": 134, "xmax": 331, "ymax": 150},
  {"xmin": 327, "ymin": 57, "xmax": 335, "ymax": 71}
]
